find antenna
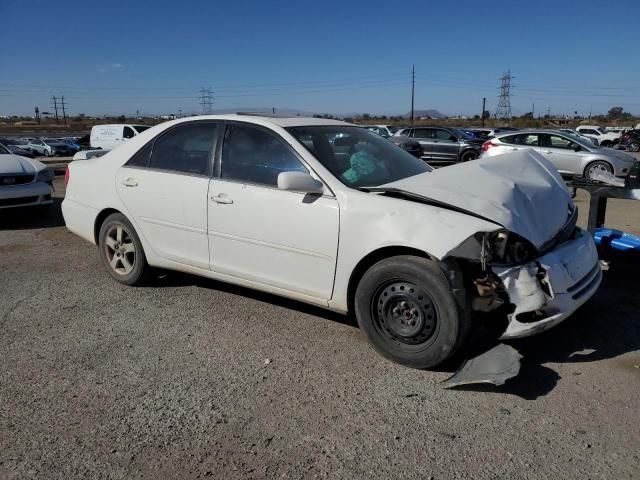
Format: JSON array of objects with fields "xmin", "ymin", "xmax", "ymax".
[{"xmin": 494, "ymin": 70, "xmax": 514, "ymax": 125}]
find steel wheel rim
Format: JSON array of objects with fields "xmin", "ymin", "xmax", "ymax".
[
  {"xmin": 588, "ymin": 163, "xmax": 611, "ymax": 177},
  {"xmin": 104, "ymin": 224, "xmax": 136, "ymax": 275},
  {"xmin": 371, "ymin": 280, "xmax": 438, "ymax": 347}
]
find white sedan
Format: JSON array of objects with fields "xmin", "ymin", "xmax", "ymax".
[
  {"xmin": 62, "ymin": 115, "xmax": 601, "ymax": 369},
  {"xmin": 0, "ymin": 144, "xmax": 54, "ymax": 210}
]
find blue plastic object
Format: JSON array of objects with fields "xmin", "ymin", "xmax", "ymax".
[{"xmin": 593, "ymin": 228, "xmax": 640, "ymax": 252}]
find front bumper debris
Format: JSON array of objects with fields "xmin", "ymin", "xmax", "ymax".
[{"xmin": 494, "ymin": 228, "xmax": 602, "ymax": 339}]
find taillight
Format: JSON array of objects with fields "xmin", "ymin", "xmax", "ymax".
[
  {"xmin": 64, "ymin": 166, "xmax": 70, "ymax": 187},
  {"xmin": 482, "ymin": 140, "xmax": 499, "ymax": 152}
]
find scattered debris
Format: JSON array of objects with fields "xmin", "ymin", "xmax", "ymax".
[
  {"xmin": 442, "ymin": 343, "xmax": 523, "ymax": 389},
  {"xmin": 569, "ymin": 348, "xmax": 596, "ymax": 358},
  {"xmin": 403, "ymin": 393, "xmax": 418, "ymax": 398},
  {"xmin": 263, "ymin": 358, "xmax": 272, "ymax": 366}
]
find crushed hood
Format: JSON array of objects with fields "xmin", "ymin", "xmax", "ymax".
[
  {"xmin": 0, "ymin": 154, "xmax": 38, "ymax": 175},
  {"xmin": 381, "ymin": 150, "xmax": 573, "ymax": 248}
]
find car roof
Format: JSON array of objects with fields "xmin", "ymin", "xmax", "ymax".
[{"xmin": 167, "ymin": 114, "xmax": 350, "ymax": 128}]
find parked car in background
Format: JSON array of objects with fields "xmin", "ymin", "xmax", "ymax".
[
  {"xmin": 27, "ymin": 138, "xmax": 73, "ymax": 157},
  {"xmin": 482, "ymin": 130, "xmax": 637, "ymax": 178},
  {"xmin": 559, "ymin": 128, "xmax": 599, "ymax": 146},
  {"xmin": 0, "ymin": 143, "xmax": 54, "ymax": 210},
  {"xmin": 575, "ymin": 125, "xmax": 620, "ymax": 147},
  {"xmin": 393, "ymin": 126, "xmax": 484, "ymax": 163},
  {"xmin": 58, "ymin": 137, "xmax": 82, "ymax": 152},
  {"xmin": 619, "ymin": 130, "xmax": 640, "ymax": 152},
  {"xmin": 361, "ymin": 125, "xmax": 395, "ymax": 137},
  {"xmin": 386, "ymin": 136, "xmax": 423, "ymax": 158},
  {"xmin": 0, "ymin": 138, "xmax": 35, "ymax": 158},
  {"xmin": 62, "ymin": 115, "xmax": 600, "ymax": 369},
  {"xmin": 90, "ymin": 124, "xmax": 151, "ymax": 150}
]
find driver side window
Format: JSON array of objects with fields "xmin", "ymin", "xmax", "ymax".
[{"xmin": 221, "ymin": 124, "xmax": 307, "ymax": 187}]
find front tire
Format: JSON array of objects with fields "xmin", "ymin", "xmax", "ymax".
[
  {"xmin": 628, "ymin": 142, "xmax": 640, "ymax": 152},
  {"xmin": 98, "ymin": 213, "xmax": 150, "ymax": 286},
  {"xmin": 584, "ymin": 160, "xmax": 613, "ymax": 179},
  {"xmin": 354, "ymin": 255, "xmax": 469, "ymax": 369}
]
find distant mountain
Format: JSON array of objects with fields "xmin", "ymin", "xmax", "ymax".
[{"xmin": 403, "ymin": 109, "xmax": 445, "ymax": 119}]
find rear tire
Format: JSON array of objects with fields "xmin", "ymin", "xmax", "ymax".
[
  {"xmin": 354, "ymin": 255, "xmax": 469, "ymax": 369},
  {"xmin": 98, "ymin": 213, "xmax": 150, "ymax": 286},
  {"xmin": 460, "ymin": 150, "xmax": 479, "ymax": 162},
  {"xmin": 584, "ymin": 160, "xmax": 613, "ymax": 179},
  {"xmin": 628, "ymin": 142, "xmax": 640, "ymax": 152}
]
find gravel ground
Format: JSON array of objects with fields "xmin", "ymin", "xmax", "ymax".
[{"xmin": 0, "ymin": 175, "xmax": 639, "ymax": 479}]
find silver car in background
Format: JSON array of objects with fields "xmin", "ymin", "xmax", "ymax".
[{"xmin": 482, "ymin": 129, "xmax": 637, "ymax": 179}]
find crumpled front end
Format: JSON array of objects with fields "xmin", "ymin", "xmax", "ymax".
[{"xmin": 493, "ymin": 227, "xmax": 601, "ymax": 339}]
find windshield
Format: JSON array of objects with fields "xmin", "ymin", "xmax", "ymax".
[
  {"xmin": 43, "ymin": 138, "xmax": 60, "ymax": 143},
  {"xmin": 133, "ymin": 125, "xmax": 150, "ymax": 133},
  {"xmin": 286, "ymin": 126, "xmax": 431, "ymax": 189},
  {"xmin": 0, "ymin": 144, "xmax": 10, "ymax": 154},
  {"xmin": 561, "ymin": 132, "xmax": 597, "ymax": 149}
]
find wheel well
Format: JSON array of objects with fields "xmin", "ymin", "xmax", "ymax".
[
  {"xmin": 346, "ymin": 246, "xmax": 432, "ymax": 314},
  {"xmin": 459, "ymin": 148, "xmax": 479, "ymax": 160},
  {"xmin": 94, "ymin": 208, "xmax": 121, "ymax": 244}
]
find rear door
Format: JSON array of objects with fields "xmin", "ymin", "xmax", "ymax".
[
  {"xmin": 410, "ymin": 128, "xmax": 436, "ymax": 159},
  {"xmin": 207, "ymin": 122, "xmax": 339, "ymax": 300},
  {"xmin": 116, "ymin": 121, "xmax": 218, "ymax": 269}
]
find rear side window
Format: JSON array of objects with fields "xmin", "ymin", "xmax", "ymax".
[
  {"xmin": 502, "ymin": 134, "xmax": 539, "ymax": 146},
  {"xmin": 434, "ymin": 129, "xmax": 455, "ymax": 141},
  {"xmin": 221, "ymin": 124, "xmax": 307, "ymax": 187},
  {"xmin": 125, "ymin": 122, "xmax": 216, "ymax": 174},
  {"xmin": 412, "ymin": 128, "xmax": 434, "ymax": 139},
  {"xmin": 148, "ymin": 123, "xmax": 217, "ymax": 175}
]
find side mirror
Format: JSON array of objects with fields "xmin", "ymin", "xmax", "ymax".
[
  {"xmin": 573, "ymin": 144, "xmax": 582, "ymax": 152},
  {"xmin": 277, "ymin": 171, "xmax": 324, "ymax": 194}
]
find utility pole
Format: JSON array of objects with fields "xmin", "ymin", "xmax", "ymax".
[
  {"xmin": 51, "ymin": 96, "xmax": 59, "ymax": 124},
  {"xmin": 547, "ymin": 105, "xmax": 551, "ymax": 118},
  {"xmin": 532, "ymin": 103, "xmax": 535, "ymax": 118},
  {"xmin": 481, "ymin": 97, "xmax": 486, "ymax": 127},
  {"xmin": 494, "ymin": 70, "xmax": 514, "ymax": 125},
  {"xmin": 178, "ymin": 108, "xmax": 182, "ymax": 118},
  {"xmin": 410, "ymin": 65, "xmax": 415, "ymax": 127},
  {"xmin": 272, "ymin": 106, "xmax": 276, "ymax": 114},
  {"xmin": 198, "ymin": 87, "xmax": 214, "ymax": 115},
  {"xmin": 60, "ymin": 96, "xmax": 68, "ymax": 125},
  {"xmin": 34, "ymin": 106, "xmax": 40, "ymax": 124}
]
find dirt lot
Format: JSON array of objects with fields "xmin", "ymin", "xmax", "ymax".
[{"xmin": 0, "ymin": 174, "xmax": 639, "ymax": 479}]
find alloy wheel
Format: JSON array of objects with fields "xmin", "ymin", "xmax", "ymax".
[{"xmin": 104, "ymin": 224, "xmax": 136, "ymax": 275}]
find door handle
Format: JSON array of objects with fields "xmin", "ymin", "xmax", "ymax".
[
  {"xmin": 121, "ymin": 178, "xmax": 138, "ymax": 187},
  {"xmin": 211, "ymin": 194, "xmax": 233, "ymax": 204}
]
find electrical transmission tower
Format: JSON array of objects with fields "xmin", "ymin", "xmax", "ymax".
[
  {"xmin": 60, "ymin": 95, "xmax": 68, "ymax": 125},
  {"xmin": 494, "ymin": 70, "xmax": 514, "ymax": 125},
  {"xmin": 51, "ymin": 96, "xmax": 60, "ymax": 124},
  {"xmin": 199, "ymin": 87, "xmax": 214, "ymax": 114}
]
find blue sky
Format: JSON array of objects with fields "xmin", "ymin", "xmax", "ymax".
[{"xmin": 1, "ymin": 0, "xmax": 639, "ymax": 117}]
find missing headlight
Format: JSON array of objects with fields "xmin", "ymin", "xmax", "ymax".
[{"xmin": 483, "ymin": 230, "xmax": 539, "ymax": 266}]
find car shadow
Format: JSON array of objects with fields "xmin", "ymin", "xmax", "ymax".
[
  {"xmin": 450, "ymin": 250, "xmax": 640, "ymax": 399},
  {"xmin": 149, "ymin": 251, "xmax": 640, "ymax": 400},
  {"xmin": 152, "ymin": 270, "xmax": 358, "ymax": 329},
  {"xmin": 0, "ymin": 198, "xmax": 65, "ymax": 230}
]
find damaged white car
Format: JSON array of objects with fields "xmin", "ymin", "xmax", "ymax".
[{"xmin": 62, "ymin": 116, "xmax": 601, "ymax": 368}]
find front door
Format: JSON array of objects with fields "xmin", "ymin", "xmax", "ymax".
[
  {"xmin": 116, "ymin": 121, "xmax": 218, "ymax": 269},
  {"xmin": 207, "ymin": 123, "xmax": 339, "ymax": 300},
  {"xmin": 431, "ymin": 128, "xmax": 460, "ymax": 162},
  {"xmin": 537, "ymin": 133, "xmax": 582, "ymax": 175}
]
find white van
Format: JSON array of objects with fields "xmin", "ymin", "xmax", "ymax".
[{"xmin": 90, "ymin": 124, "xmax": 151, "ymax": 150}]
